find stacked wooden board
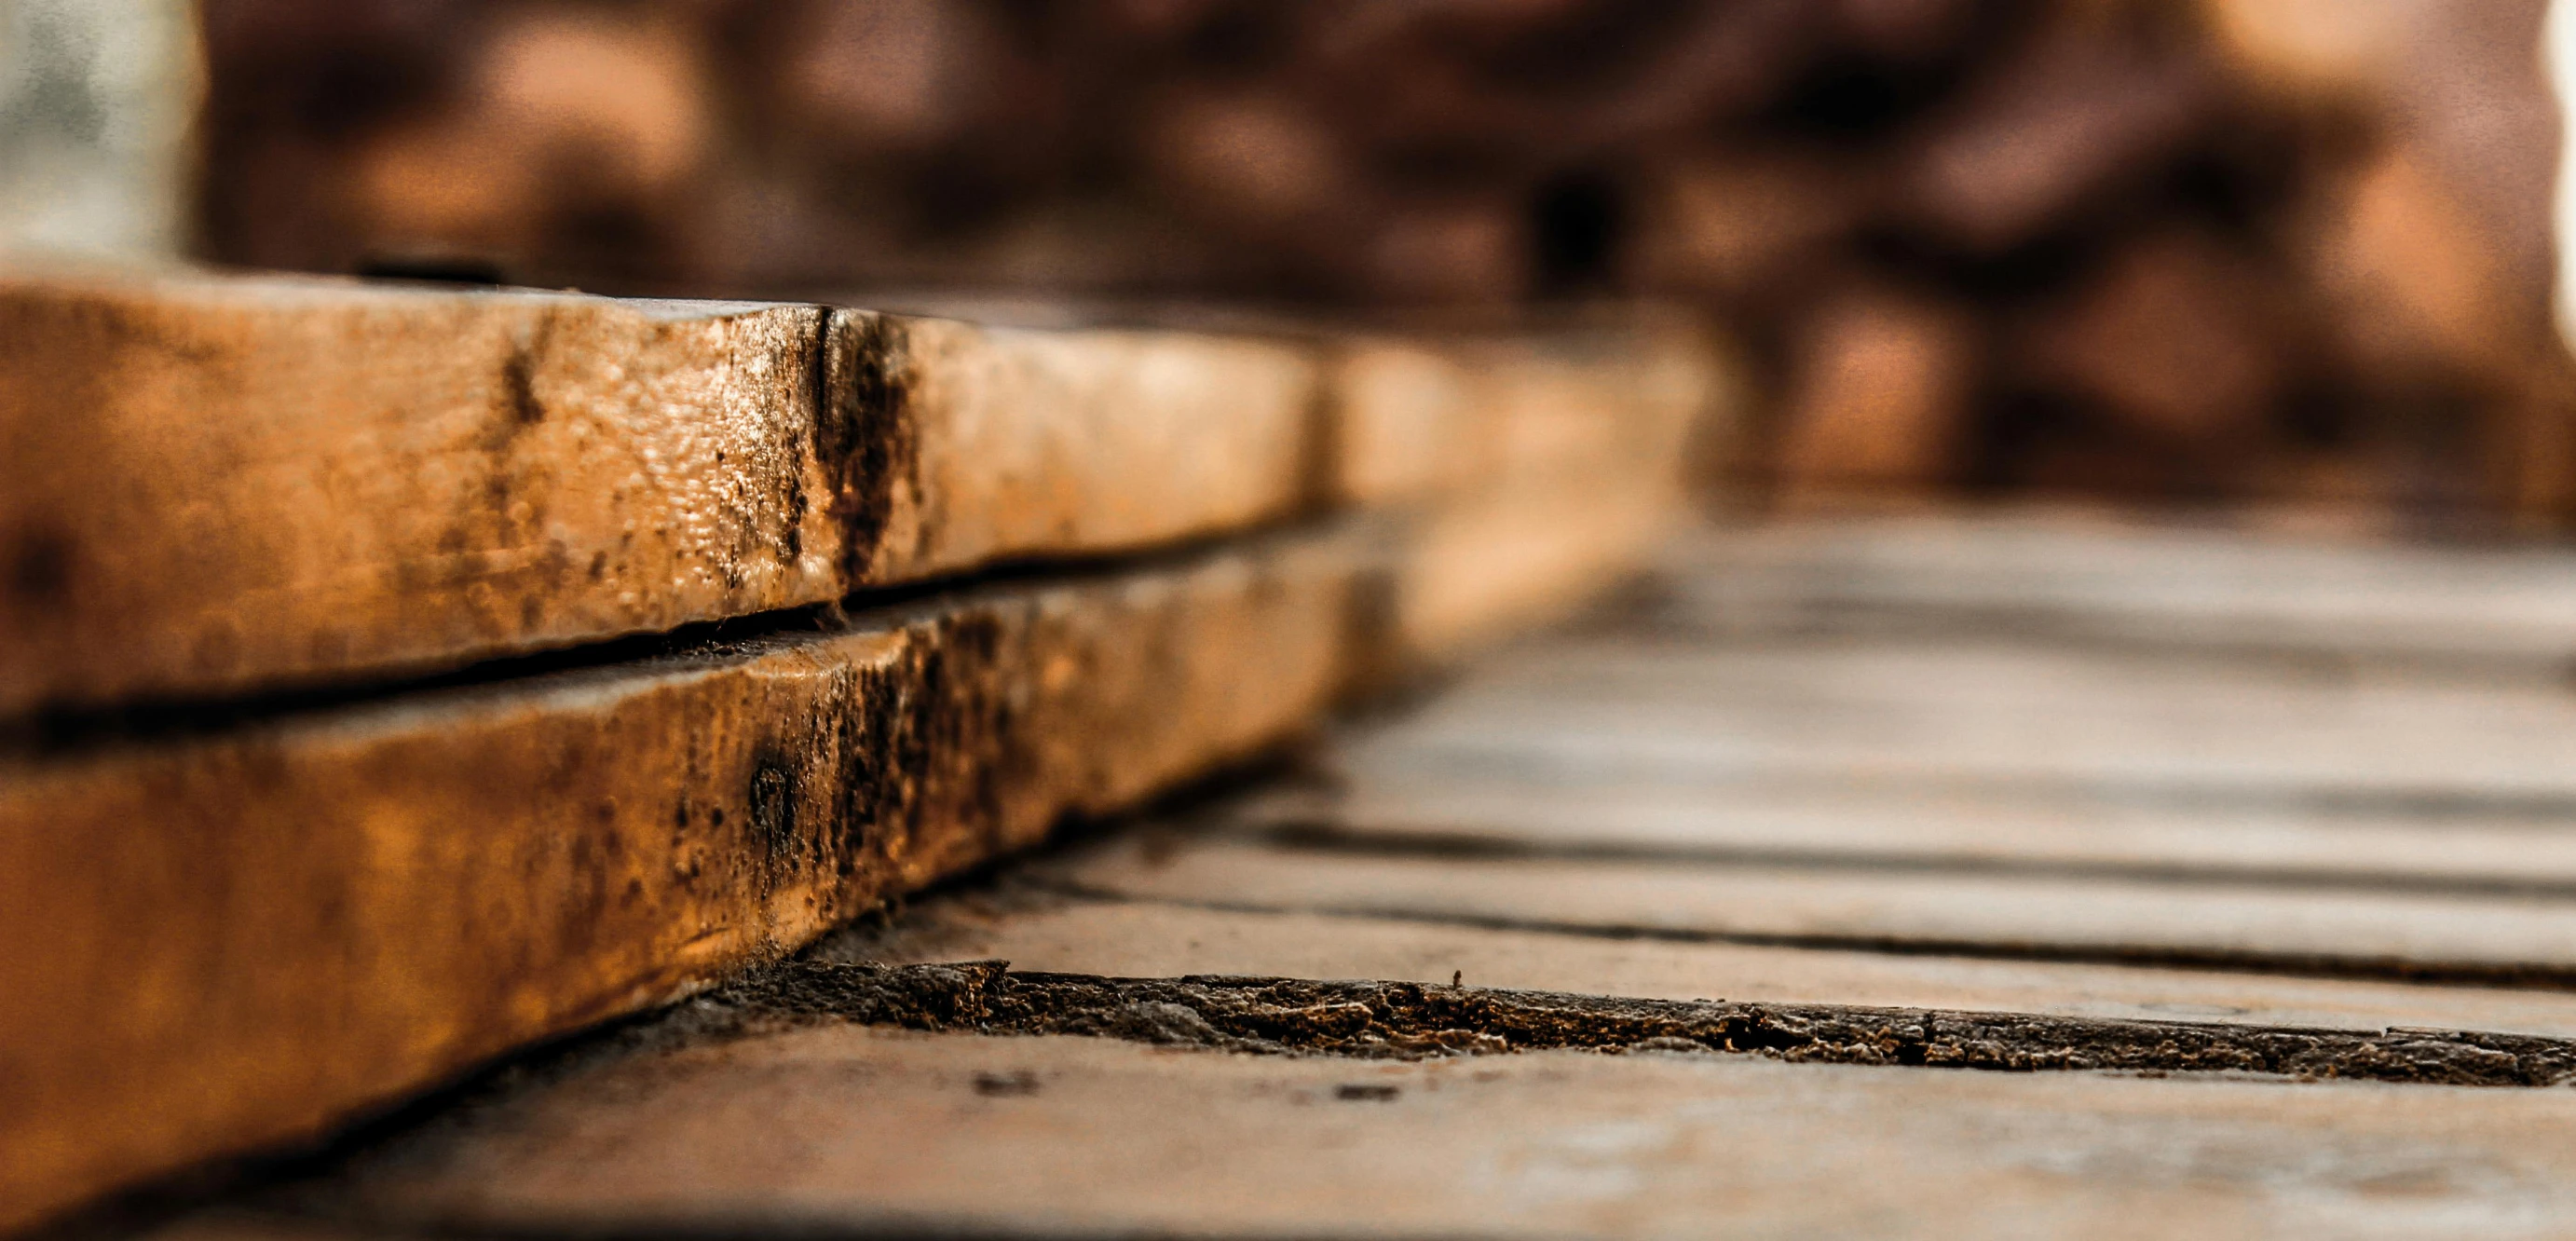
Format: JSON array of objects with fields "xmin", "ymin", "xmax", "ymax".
[
  {"xmin": 0, "ymin": 266, "xmax": 1719, "ymax": 1231},
  {"xmin": 142, "ymin": 511, "xmax": 2576, "ymax": 1240}
]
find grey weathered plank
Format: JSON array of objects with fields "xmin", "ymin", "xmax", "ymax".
[
  {"xmin": 1354, "ymin": 635, "xmax": 2576, "ymax": 803},
  {"xmin": 1248, "ymin": 775, "xmax": 2576, "ymax": 889},
  {"xmin": 850, "ymin": 896, "xmax": 2576, "ymax": 1038},
  {"xmin": 221, "ymin": 1025, "xmax": 2576, "ymax": 1240},
  {"xmin": 1666, "ymin": 511, "xmax": 2576, "ymax": 667},
  {"xmin": 1055, "ymin": 835, "xmax": 2576, "ymax": 978}
]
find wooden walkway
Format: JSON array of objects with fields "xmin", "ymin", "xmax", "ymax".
[{"xmin": 151, "ymin": 511, "xmax": 2576, "ymax": 1239}]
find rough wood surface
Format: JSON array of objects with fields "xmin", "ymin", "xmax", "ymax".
[
  {"xmin": 2, "ymin": 269, "xmax": 836, "ymax": 713},
  {"xmin": 849, "ymin": 896, "xmax": 2576, "ymax": 1039},
  {"xmin": 238, "ymin": 1026, "xmax": 2576, "ymax": 1240},
  {"xmin": 1, "ymin": 268, "xmax": 1718, "ymax": 715},
  {"xmin": 98, "ymin": 510, "xmax": 2576, "ymax": 1240},
  {"xmin": 0, "ymin": 527, "xmax": 1356, "ymax": 1232},
  {"xmin": 1056, "ymin": 836, "xmax": 2576, "ymax": 981},
  {"xmin": 0, "ymin": 280, "xmax": 1719, "ymax": 1228}
]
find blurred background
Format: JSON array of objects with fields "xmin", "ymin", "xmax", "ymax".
[{"xmin": 8, "ymin": 0, "xmax": 2574, "ymax": 527}]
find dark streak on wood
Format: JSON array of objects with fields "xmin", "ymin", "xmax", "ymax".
[{"xmin": 716, "ymin": 961, "xmax": 2576, "ymax": 1088}]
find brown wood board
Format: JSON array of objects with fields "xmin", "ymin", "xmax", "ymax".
[
  {"xmin": 0, "ymin": 267, "xmax": 1717, "ymax": 714},
  {"xmin": 0, "ymin": 526, "xmax": 1358, "ymax": 1231}
]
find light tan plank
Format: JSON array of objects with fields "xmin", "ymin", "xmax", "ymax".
[
  {"xmin": 1324, "ymin": 318, "xmax": 1714, "ymax": 667},
  {"xmin": 0, "ymin": 528, "xmax": 1357, "ymax": 1232},
  {"xmin": 1056, "ymin": 836, "xmax": 2576, "ymax": 978},
  {"xmin": 852, "ymin": 897, "xmax": 2576, "ymax": 1039},
  {"xmin": 1362, "ymin": 462, "xmax": 1684, "ymax": 668},
  {"xmin": 254, "ymin": 1025, "xmax": 2576, "ymax": 1240},
  {"xmin": 1329, "ymin": 320, "xmax": 1714, "ymax": 507}
]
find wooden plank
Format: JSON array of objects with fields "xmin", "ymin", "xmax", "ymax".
[
  {"xmin": 1354, "ymin": 635, "xmax": 2576, "ymax": 804},
  {"xmin": 851, "ymin": 896, "xmax": 2576, "ymax": 1039},
  {"xmin": 1327, "ymin": 320, "xmax": 1714, "ymax": 508},
  {"xmin": 1055, "ymin": 836, "xmax": 2576, "ymax": 979},
  {"xmin": 225, "ymin": 1024, "xmax": 2576, "ymax": 1239},
  {"xmin": 1322, "ymin": 318, "xmax": 1714, "ymax": 667},
  {"xmin": 1358, "ymin": 462, "xmax": 1684, "ymax": 669},
  {"xmin": 0, "ymin": 526, "xmax": 1357, "ymax": 1232},
  {"xmin": 1252, "ymin": 775, "xmax": 2576, "ymax": 889},
  {"xmin": 0, "ymin": 266, "xmax": 1324, "ymax": 713},
  {"xmin": 1, "ymin": 268, "xmax": 1720, "ymax": 715},
  {"xmin": 1267, "ymin": 513, "xmax": 2576, "ymax": 881},
  {"xmin": 1665, "ymin": 512, "xmax": 2576, "ymax": 667}
]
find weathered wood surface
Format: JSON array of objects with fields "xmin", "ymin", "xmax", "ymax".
[
  {"xmin": 1354, "ymin": 636, "xmax": 2576, "ymax": 803},
  {"xmin": 0, "ymin": 527, "xmax": 1360, "ymax": 1231},
  {"xmin": 104, "ymin": 511, "xmax": 2576, "ymax": 1240},
  {"xmin": 217, "ymin": 1026, "xmax": 2576, "ymax": 1241},
  {"xmin": 1667, "ymin": 511, "xmax": 2576, "ymax": 667},
  {"xmin": 1251, "ymin": 775, "xmax": 2576, "ymax": 888},
  {"xmin": 0, "ymin": 267, "xmax": 1292, "ymax": 712},
  {"xmin": 0, "ymin": 267, "xmax": 1715, "ymax": 714},
  {"xmin": 1057, "ymin": 837, "xmax": 2576, "ymax": 980},
  {"xmin": 1219, "ymin": 520, "xmax": 2576, "ymax": 901},
  {"xmin": 853, "ymin": 896, "xmax": 2576, "ymax": 1038}
]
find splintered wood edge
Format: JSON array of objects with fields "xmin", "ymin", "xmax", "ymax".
[
  {"xmin": 0, "ymin": 268, "xmax": 1720, "ymax": 716},
  {"xmin": 0, "ymin": 525, "xmax": 1360, "ymax": 1232}
]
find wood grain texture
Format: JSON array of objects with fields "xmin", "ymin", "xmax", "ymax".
[
  {"xmin": 856, "ymin": 316, "xmax": 1317, "ymax": 581},
  {"xmin": 1, "ymin": 269, "xmax": 1722, "ymax": 715},
  {"xmin": 0, "ymin": 267, "xmax": 1321, "ymax": 713},
  {"xmin": 850, "ymin": 896, "xmax": 2576, "ymax": 1039},
  {"xmin": 0, "ymin": 527, "xmax": 1355, "ymax": 1231},
  {"xmin": 1056, "ymin": 835, "xmax": 2576, "ymax": 979},
  {"xmin": 256, "ymin": 1025, "xmax": 2576, "ymax": 1240}
]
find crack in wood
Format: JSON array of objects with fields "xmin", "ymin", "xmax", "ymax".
[{"xmin": 715, "ymin": 961, "xmax": 2576, "ymax": 1087}]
